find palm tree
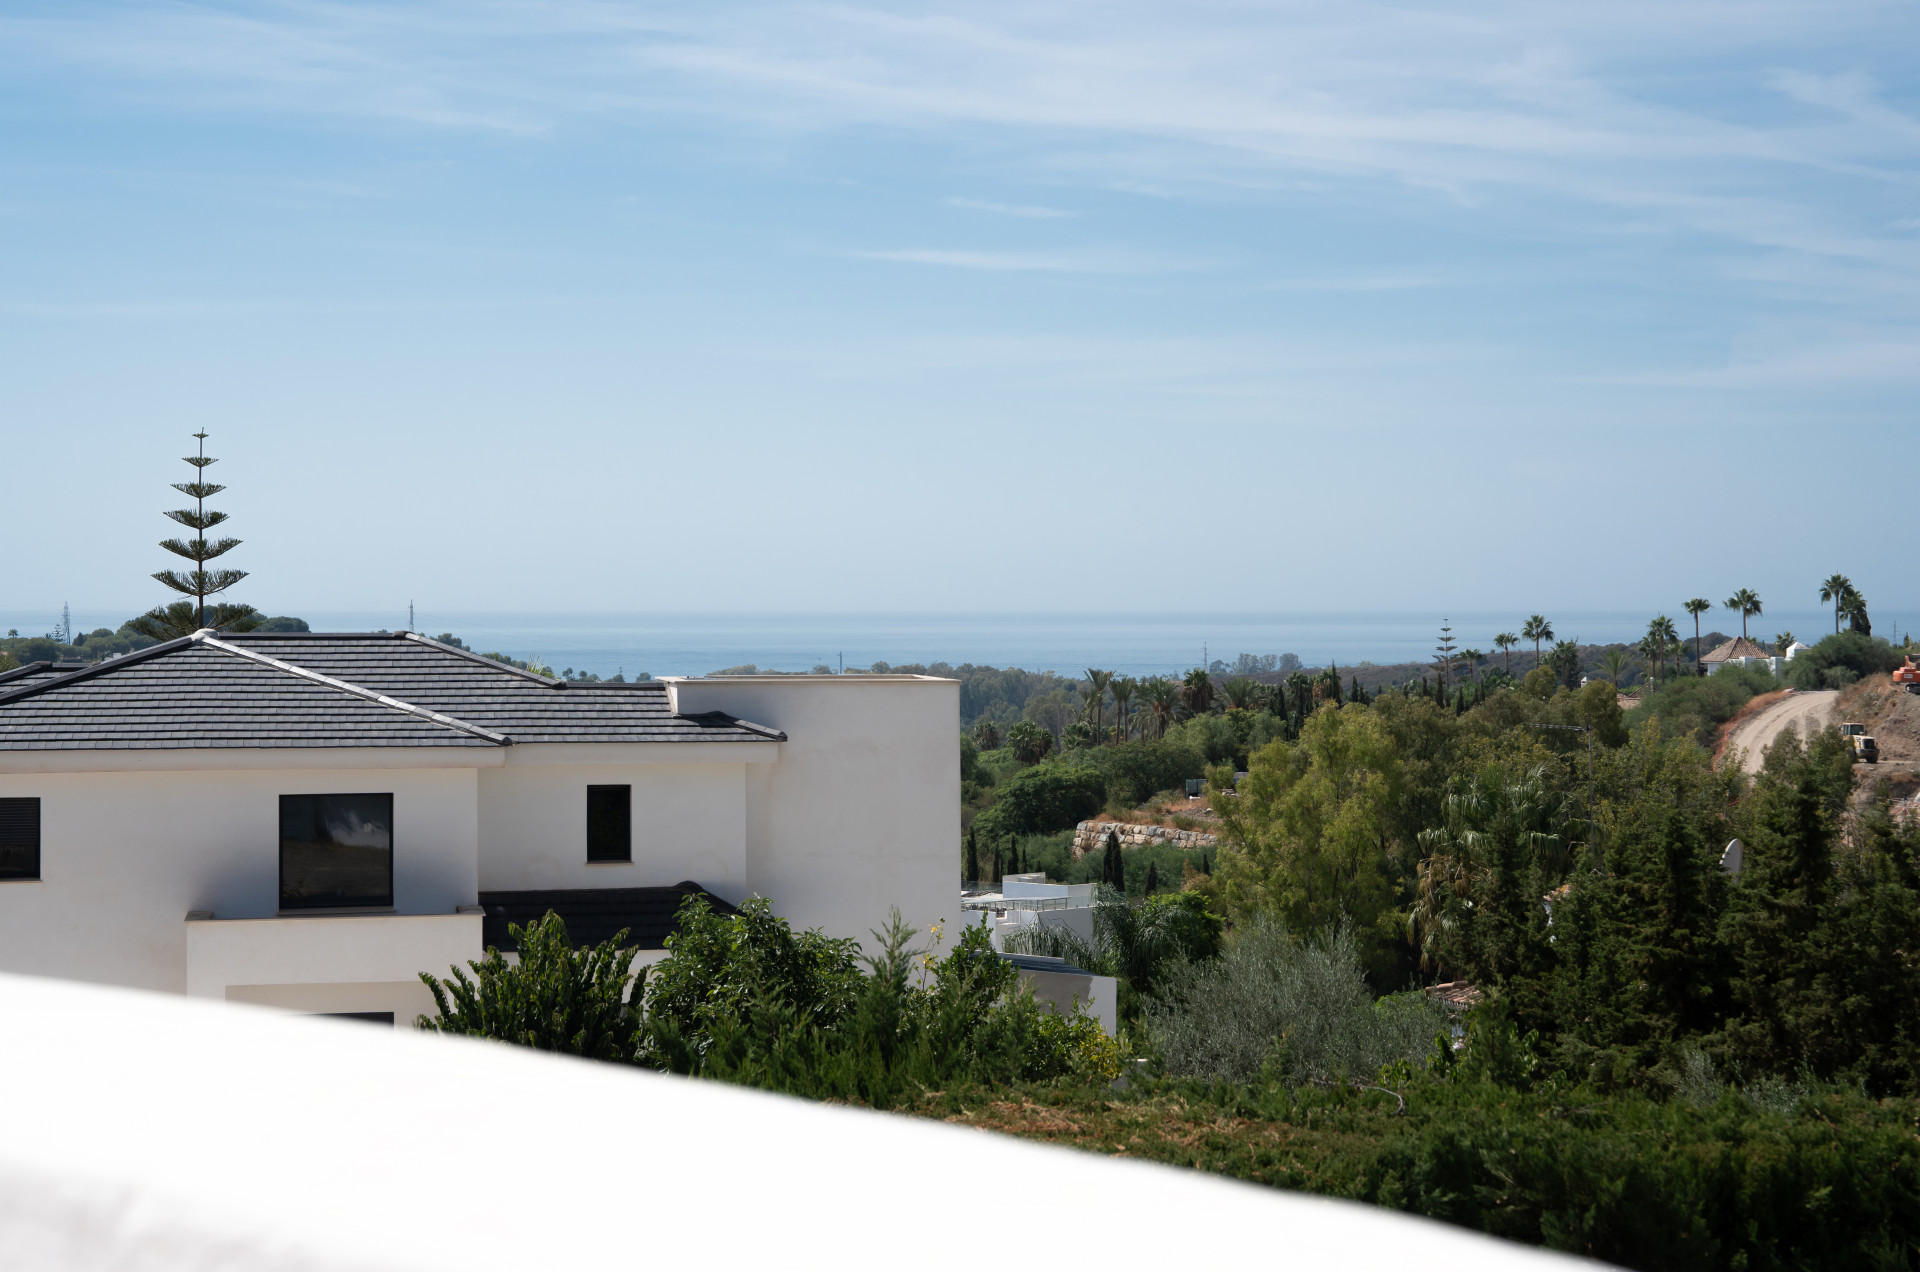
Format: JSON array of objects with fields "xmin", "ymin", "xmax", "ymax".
[
  {"xmin": 1179, "ymin": 667, "xmax": 1213, "ymax": 716},
  {"xmin": 1221, "ymin": 677, "xmax": 1258, "ymax": 711},
  {"xmin": 1601, "ymin": 648, "xmax": 1631, "ymax": 686},
  {"xmin": 1284, "ymin": 670, "xmax": 1313, "ymax": 718},
  {"xmin": 1841, "ymin": 586, "xmax": 1870, "ymax": 634},
  {"xmin": 1110, "ymin": 676, "xmax": 1138, "ymax": 742},
  {"xmin": 1683, "ymin": 598, "xmax": 1711, "ymax": 672},
  {"xmin": 1819, "ymin": 574, "xmax": 1853, "ymax": 634},
  {"xmin": 1081, "ymin": 668, "xmax": 1113, "ymax": 736},
  {"xmin": 1724, "ymin": 589, "xmax": 1762, "ymax": 640},
  {"xmin": 1642, "ymin": 615, "xmax": 1678, "ymax": 683},
  {"xmin": 1522, "ymin": 615, "xmax": 1553, "ymax": 670},
  {"xmin": 1772, "ymin": 631, "xmax": 1795, "ymax": 655},
  {"xmin": 1459, "ymin": 650, "xmax": 1485, "ymax": 689},
  {"xmin": 1143, "ymin": 677, "xmax": 1179, "ymax": 738},
  {"xmin": 1494, "ymin": 632, "xmax": 1519, "ymax": 675}
]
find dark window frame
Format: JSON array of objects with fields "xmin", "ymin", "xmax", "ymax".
[
  {"xmin": 279, "ymin": 792, "xmax": 394, "ymax": 912},
  {"xmin": 0, "ymin": 797, "xmax": 41, "ymax": 882},
  {"xmin": 586, "ymin": 784, "xmax": 632, "ymax": 863}
]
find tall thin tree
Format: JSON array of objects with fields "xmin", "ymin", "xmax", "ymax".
[
  {"xmin": 1433, "ymin": 619, "xmax": 1458, "ymax": 699},
  {"xmin": 1819, "ymin": 574, "xmax": 1853, "ymax": 634},
  {"xmin": 129, "ymin": 432, "xmax": 260, "ymax": 639},
  {"xmin": 1494, "ymin": 631, "xmax": 1519, "ymax": 675},
  {"xmin": 1724, "ymin": 588, "xmax": 1762, "ymax": 640},
  {"xmin": 1522, "ymin": 615, "xmax": 1553, "ymax": 671},
  {"xmin": 1684, "ymin": 597, "xmax": 1711, "ymax": 673}
]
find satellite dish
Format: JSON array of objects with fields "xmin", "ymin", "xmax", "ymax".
[{"xmin": 1720, "ymin": 838, "xmax": 1744, "ymax": 875}]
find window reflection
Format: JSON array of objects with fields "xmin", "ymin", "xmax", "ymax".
[{"xmin": 280, "ymin": 793, "xmax": 392, "ymax": 910}]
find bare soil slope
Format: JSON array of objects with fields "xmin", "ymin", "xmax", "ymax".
[{"xmin": 1835, "ymin": 678, "xmax": 1920, "ymax": 771}]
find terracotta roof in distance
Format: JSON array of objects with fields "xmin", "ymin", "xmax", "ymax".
[{"xmin": 1702, "ymin": 636, "xmax": 1774, "ymax": 663}]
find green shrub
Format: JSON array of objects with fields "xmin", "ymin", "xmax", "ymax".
[
  {"xmin": 1784, "ymin": 631, "xmax": 1904, "ymax": 690},
  {"xmin": 655, "ymin": 908, "xmax": 1119, "ymax": 1103},
  {"xmin": 1144, "ymin": 918, "xmax": 1445, "ymax": 1085},
  {"xmin": 1623, "ymin": 663, "xmax": 1777, "ymax": 748},
  {"xmin": 972, "ymin": 763, "xmax": 1106, "ymax": 839},
  {"xmin": 639, "ymin": 895, "xmax": 863, "ymax": 1069},
  {"xmin": 417, "ymin": 912, "xmax": 645, "ymax": 1061},
  {"xmin": 1079, "ymin": 739, "xmax": 1209, "ymax": 806}
]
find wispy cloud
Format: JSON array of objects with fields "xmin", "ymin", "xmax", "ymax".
[
  {"xmin": 946, "ymin": 197, "xmax": 1076, "ymax": 218},
  {"xmin": 848, "ymin": 247, "xmax": 1183, "ymax": 273},
  {"xmin": 1261, "ymin": 275, "xmax": 1451, "ymax": 293},
  {"xmin": 5, "ymin": 1, "xmax": 1920, "ymax": 294}
]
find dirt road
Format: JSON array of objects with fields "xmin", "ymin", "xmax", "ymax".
[{"xmin": 1725, "ymin": 690, "xmax": 1837, "ymax": 773}]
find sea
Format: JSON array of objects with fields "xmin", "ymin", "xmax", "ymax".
[{"xmin": 13, "ymin": 608, "xmax": 1911, "ymax": 680}]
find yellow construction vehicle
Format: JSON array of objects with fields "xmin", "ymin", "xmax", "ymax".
[{"xmin": 1839, "ymin": 722, "xmax": 1879, "ymax": 763}]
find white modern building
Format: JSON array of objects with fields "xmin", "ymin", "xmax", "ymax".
[{"xmin": 0, "ymin": 631, "xmax": 958, "ymax": 1024}]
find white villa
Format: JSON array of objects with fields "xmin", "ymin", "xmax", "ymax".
[
  {"xmin": 1701, "ymin": 636, "xmax": 1780, "ymax": 675},
  {"xmin": 0, "ymin": 630, "xmax": 958, "ymax": 1023}
]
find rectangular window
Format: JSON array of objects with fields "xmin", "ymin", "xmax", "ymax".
[
  {"xmin": 0, "ymin": 798, "xmax": 40, "ymax": 881},
  {"xmin": 586, "ymin": 785, "xmax": 631, "ymax": 863},
  {"xmin": 280, "ymin": 793, "xmax": 393, "ymax": 911}
]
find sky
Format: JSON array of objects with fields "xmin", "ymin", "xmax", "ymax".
[{"xmin": 3, "ymin": 1, "xmax": 1917, "ymax": 621}]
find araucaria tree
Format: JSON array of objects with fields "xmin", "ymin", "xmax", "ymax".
[
  {"xmin": 131, "ymin": 432, "xmax": 259, "ymax": 638},
  {"xmin": 1433, "ymin": 620, "xmax": 1458, "ymax": 698}
]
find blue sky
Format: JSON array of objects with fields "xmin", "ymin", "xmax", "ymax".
[{"xmin": 3, "ymin": 1, "xmax": 1917, "ymax": 620}]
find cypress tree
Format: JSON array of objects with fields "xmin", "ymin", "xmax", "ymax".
[
  {"xmin": 1103, "ymin": 828, "xmax": 1123, "ymax": 891},
  {"xmin": 964, "ymin": 829, "xmax": 980, "ymax": 884},
  {"xmin": 1144, "ymin": 861, "xmax": 1158, "ymax": 896},
  {"xmin": 129, "ymin": 432, "xmax": 260, "ymax": 639}
]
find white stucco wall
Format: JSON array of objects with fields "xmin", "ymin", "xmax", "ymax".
[
  {"xmin": 477, "ymin": 758, "xmax": 754, "ymax": 900},
  {"xmin": 188, "ymin": 912, "xmax": 482, "ymax": 1022},
  {"xmin": 0, "ymin": 763, "xmax": 481, "ymax": 994},
  {"xmin": 665, "ymin": 676, "xmax": 959, "ymax": 950}
]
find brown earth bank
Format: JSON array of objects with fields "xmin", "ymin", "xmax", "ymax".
[{"xmin": 1837, "ymin": 676, "xmax": 1920, "ymax": 771}]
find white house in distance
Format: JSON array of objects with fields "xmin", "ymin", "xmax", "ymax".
[
  {"xmin": 1702, "ymin": 636, "xmax": 1780, "ymax": 675},
  {"xmin": 0, "ymin": 631, "xmax": 957, "ymax": 1024}
]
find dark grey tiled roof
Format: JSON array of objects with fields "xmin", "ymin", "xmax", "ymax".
[
  {"xmin": 478, "ymin": 883, "xmax": 738, "ymax": 951},
  {"xmin": 1000, "ymin": 952, "xmax": 1096, "ymax": 977},
  {"xmin": 0, "ymin": 632, "xmax": 782, "ymax": 752}
]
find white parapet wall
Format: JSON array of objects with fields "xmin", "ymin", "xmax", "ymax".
[
  {"xmin": 664, "ymin": 675, "xmax": 959, "ymax": 951},
  {"xmin": 187, "ymin": 911, "xmax": 483, "ymax": 1022}
]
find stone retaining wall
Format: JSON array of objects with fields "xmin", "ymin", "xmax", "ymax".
[{"xmin": 1072, "ymin": 820, "xmax": 1219, "ymax": 859}]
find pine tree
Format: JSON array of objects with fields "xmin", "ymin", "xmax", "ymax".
[{"xmin": 129, "ymin": 432, "xmax": 259, "ymax": 639}]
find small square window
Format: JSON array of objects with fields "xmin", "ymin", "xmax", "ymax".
[
  {"xmin": 280, "ymin": 793, "xmax": 393, "ymax": 910},
  {"xmin": 586, "ymin": 785, "xmax": 631, "ymax": 863},
  {"xmin": 0, "ymin": 798, "xmax": 40, "ymax": 881}
]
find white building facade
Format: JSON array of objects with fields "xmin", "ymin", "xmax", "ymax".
[{"xmin": 0, "ymin": 632, "xmax": 958, "ymax": 1023}]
